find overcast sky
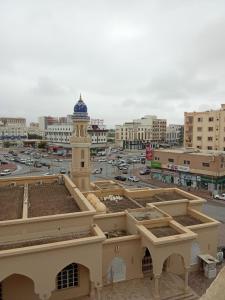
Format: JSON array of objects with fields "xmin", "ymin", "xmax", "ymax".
[{"xmin": 1, "ymin": 0, "xmax": 225, "ymax": 127}]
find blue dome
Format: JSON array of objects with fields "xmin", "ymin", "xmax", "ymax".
[
  {"xmin": 74, "ymin": 99, "xmax": 87, "ymax": 113},
  {"xmin": 73, "ymin": 94, "xmax": 90, "ymax": 120}
]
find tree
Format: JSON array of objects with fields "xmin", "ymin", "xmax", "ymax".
[
  {"xmin": 28, "ymin": 134, "xmax": 42, "ymax": 140},
  {"xmin": 3, "ymin": 141, "xmax": 11, "ymax": 148},
  {"xmin": 38, "ymin": 141, "xmax": 47, "ymax": 149}
]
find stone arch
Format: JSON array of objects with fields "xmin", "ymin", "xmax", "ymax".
[
  {"xmin": 1, "ymin": 273, "xmax": 39, "ymax": 300},
  {"xmin": 107, "ymin": 256, "xmax": 126, "ymax": 283},
  {"xmin": 49, "ymin": 262, "xmax": 90, "ymax": 300},
  {"xmin": 142, "ymin": 247, "xmax": 153, "ymax": 277},
  {"xmin": 162, "ymin": 253, "xmax": 186, "ymax": 275}
]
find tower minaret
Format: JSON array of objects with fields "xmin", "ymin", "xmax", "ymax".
[{"xmin": 70, "ymin": 94, "xmax": 91, "ymax": 191}]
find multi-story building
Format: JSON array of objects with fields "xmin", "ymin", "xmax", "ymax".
[
  {"xmin": 0, "ymin": 117, "xmax": 27, "ymax": 140},
  {"xmin": 184, "ymin": 104, "xmax": 225, "ymax": 151},
  {"xmin": 166, "ymin": 125, "xmax": 184, "ymax": 146},
  {"xmin": 0, "ymin": 97, "xmax": 220, "ymax": 300},
  {"xmin": 45, "ymin": 117, "xmax": 108, "ymax": 151},
  {"xmin": 148, "ymin": 148, "xmax": 225, "ymax": 191},
  {"xmin": 38, "ymin": 116, "xmax": 59, "ymax": 131},
  {"xmin": 27, "ymin": 122, "xmax": 45, "ymax": 138},
  {"xmin": 116, "ymin": 115, "xmax": 167, "ymax": 150}
]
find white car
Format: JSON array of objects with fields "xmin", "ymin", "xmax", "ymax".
[
  {"xmin": 128, "ymin": 176, "xmax": 140, "ymax": 182},
  {"xmin": 92, "ymin": 169, "xmax": 102, "ymax": 174},
  {"xmin": 214, "ymin": 193, "xmax": 225, "ymax": 201},
  {"xmin": 98, "ymin": 158, "xmax": 107, "ymax": 162},
  {"xmin": 0, "ymin": 169, "xmax": 12, "ymax": 176}
]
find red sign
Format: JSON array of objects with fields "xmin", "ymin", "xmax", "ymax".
[{"xmin": 146, "ymin": 144, "xmax": 153, "ymax": 161}]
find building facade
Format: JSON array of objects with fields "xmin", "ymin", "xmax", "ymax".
[
  {"xmin": 184, "ymin": 104, "xmax": 225, "ymax": 151},
  {"xmin": 116, "ymin": 115, "xmax": 167, "ymax": 150},
  {"xmin": 166, "ymin": 124, "xmax": 184, "ymax": 146},
  {"xmin": 147, "ymin": 148, "xmax": 225, "ymax": 191},
  {"xmin": 0, "ymin": 117, "xmax": 27, "ymax": 140}
]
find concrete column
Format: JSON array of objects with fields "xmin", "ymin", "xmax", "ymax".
[
  {"xmin": 89, "ymin": 281, "xmax": 95, "ymax": 300},
  {"xmin": 96, "ymin": 286, "xmax": 102, "ymax": 300},
  {"xmin": 184, "ymin": 267, "xmax": 189, "ymax": 293},
  {"xmin": 154, "ymin": 274, "xmax": 161, "ymax": 300}
]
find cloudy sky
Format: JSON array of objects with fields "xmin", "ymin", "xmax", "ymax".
[{"xmin": 1, "ymin": 0, "xmax": 225, "ymax": 127}]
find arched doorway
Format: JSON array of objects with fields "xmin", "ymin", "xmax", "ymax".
[
  {"xmin": 107, "ymin": 257, "xmax": 126, "ymax": 283},
  {"xmin": 142, "ymin": 248, "xmax": 153, "ymax": 277},
  {"xmin": 163, "ymin": 253, "xmax": 185, "ymax": 275},
  {"xmin": 50, "ymin": 263, "xmax": 90, "ymax": 299},
  {"xmin": 1, "ymin": 274, "xmax": 39, "ymax": 300}
]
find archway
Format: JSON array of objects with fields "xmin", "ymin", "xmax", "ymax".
[
  {"xmin": 162, "ymin": 253, "xmax": 185, "ymax": 275},
  {"xmin": 142, "ymin": 248, "xmax": 153, "ymax": 278},
  {"xmin": 107, "ymin": 257, "xmax": 126, "ymax": 283},
  {"xmin": 50, "ymin": 263, "xmax": 90, "ymax": 300},
  {"xmin": 1, "ymin": 274, "xmax": 39, "ymax": 300}
]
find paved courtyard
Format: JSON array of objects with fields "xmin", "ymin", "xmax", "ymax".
[{"xmin": 78, "ymin": 272, "xmax": 198, "ymax": 300}]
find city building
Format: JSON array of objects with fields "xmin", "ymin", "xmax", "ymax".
[
  {"xmin": 0, "ymin": 98, "xmax": 220, "ymax": 300},
  {"xmin": 147, "ymin": 148, "xmax": 225, "ymax": 191},
  {"xmin": 184, "ymin": 104, "xmax": 225, "ymax": 151},
  {"xmin": 38, "ymin": 116, "xmax": 59, "ymax": 131},
  {"xmin": 27, "ymin": 122, "xmax": 45, "ymax": 138},
  {"xmin": 0, "ymin": 117, "xmax": 27, "ymax": 140},
  {"xmin": 115, "ymin": 115, "xmax": 167, "ymax": 150},
  {"xmin": 166, "ymin": 124, "xmax": 184, "ymax": 146}
]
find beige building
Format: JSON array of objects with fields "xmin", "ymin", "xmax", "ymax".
[
  {"xmin": 0, "ymin": 117, "xmax": 27, "ymax": 140},
  {"xmin": 0, "ymin": 98, "xmax": 220, "ymax": 300},
  {"xmin": 184, "ymin": 104, "xmax": 225, "ymax": 151},
  {"xmin": 115, "ymin": 115, "xmax": 167, "ymax": 150},
  {"xmin": 148, "ymin": 148, "xmax": 225, "ymax": 191}
]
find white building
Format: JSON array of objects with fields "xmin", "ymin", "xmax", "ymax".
[
  {"xmin": 45, "ymin": 119, "xmax": 108, "ymax": 146},
  {"xmin": 0, "ymin": 117, "xmax": 28, "ymax": 140},
  {"xmin": 115, "ymin": 115, "xmax": 167, "ymax": 150},
  {"xmin": 166, "ymin": 124, "xmax": 183, "ymax": 145},
  {"xmin": 27, "ymin": 122, "xmax": 45, "ymax": 138}
]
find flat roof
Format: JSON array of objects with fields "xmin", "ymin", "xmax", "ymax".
[
  {"xmin": 149, "ymin": 226, "xmax": 181, "ymax": 238},
  {"xmin": 174, "ymin": 215, "xmax": 203, "ymax": 226},
  {"xmin": 155, "ymin": 148, "xmax": 224, "ymax": 157},
  {"xmin": 28, "ymin": 182, "xmax": 81, "ymax": 217},
  {"xmin": 95, "ymin": 182, "xmax": 122, "ymax": 190},
  {"xmin": 0, "ymin": 231, "xmax": 92, "ymax": 251},
  {"xmin": 100, "ymin": 194, "xmax": 140, "ymax": 212},
  {"xmin": 0, "ymin": 185, "xmax": 23, "ymax": 221},
  {"xmin": 131, "ymin": 191, "xmax": 193, "ymax": 206}
]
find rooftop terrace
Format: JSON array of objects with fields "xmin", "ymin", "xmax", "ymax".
[
  {"xmin": 28, "ymin": 182, "xmax": 81, "ymax": 217},
  {"xmin": 0, "ymin": 230, "xmax": 92, "ymax": 251},
  {"xmin": 131, "ymin": 191, "xmax": 193, "ymax": 206},
  {"xmin": 94, "ymin": 181, "xmax": 122, "ymax": 190},
  {"xmin": 0, "ymin": 185, "xmax": 24, "ymax": 221},
  {"xmin": 174, "ymin": 215, "xmax": 203, "ymax": 226},
  {"xmin": 100, "ymin": 194, "xmax": 140, "ymax": 212},
  {"xmin": 149, "ymin": 226, "xmax": 181, "ymax": 238}
]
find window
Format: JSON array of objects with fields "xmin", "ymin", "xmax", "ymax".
[
  {"xmin": 57, "ymin": 263, "xmax": 79, "ymax": 290},
  {"xmin": 81, "ymin": 162, "xmax": 84, "ymax": 168},
  {"xmin": 207, "ymin": 146, "xmax": 213, "ymax": 150},
  {"xmin": 197, "ymin": 127, "xmax": 202, "ymax": 132},
  {"xmin": 168, "ymin": 158, "xmax": 174, "ymax": 162},
  {"xmin": 154, "ymin": 157, "xmax": 159, "ymax": 161},
  {"xmin": 197, "ymin": 136, "xmax": 202, "ymax": 141},
  {"xmin": 202, "ymin": 162, "xmax": 210, "ymax": 167},
  {"xmin": 197, "ymin": 117, "xmax": 202, "ymax": 122},
  {"xmin": 184, "ymin": 160, "xmax": 190, "ymax": 165},
  {"xmin": 208, "ymin": 117, "xmax": 214, "ymax": 122},
  {"xmin": 208, "ymin": 127, "xmax": 213, "ymax": 132},
  {"xmin": 208, "ymin": 137, "xmax": 213, "ymax": 141},
  {"xmin": 81, "ymin": 150, "xmax": 84, "ymax": 159}
]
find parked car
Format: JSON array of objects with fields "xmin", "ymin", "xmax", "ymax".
[
  {"xmin": 59, "ymin": 168, "xmax": 67, "ymax": 174},
  {"xmin": 92, "ymin": 169, "xmax": 102, "ymax": 174},
  {"xmin": 122, "ymin": 169, "xmax": 128, "ymax": 174},
  {"xmin": 139, "ymin": 169, "xmax": 151, "ymax": 175},
  {"xmin": 128, "ymin": 176, "xmax": 140, "ymax": 182},
  {"xmin": 114, "ymin": 175, "xmax": 126, "ymax": 181},
  {"xmin": 214, "ymin": 193, "xmax": 225, "ymax": 201},
  {"xmin": 0, "ymin": 169, "xmax": 12, "ymax": 176},
  {"xmin": 98, "ymin": 158, "xmax": 107, "ymax": 162}
]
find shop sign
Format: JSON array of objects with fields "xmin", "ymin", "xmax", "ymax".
[
  {"xmin": 167, "ymin": 164, "xmax": 190, "ymax": 172},
  {"xmin": 150, "ymin": 161, "xmax": 161, "ymax": 168},
  {"xmin": 146, "ymin": 144, "xmax": 153, "ymax": 161}
]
